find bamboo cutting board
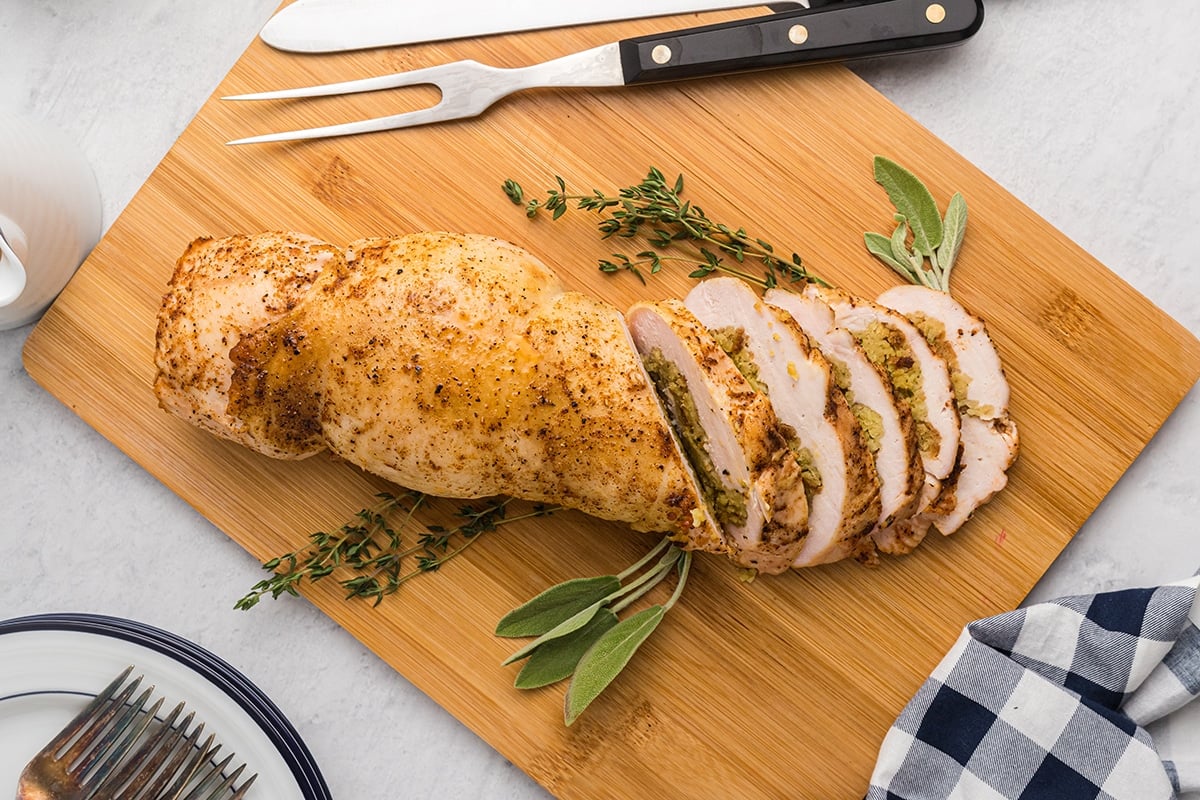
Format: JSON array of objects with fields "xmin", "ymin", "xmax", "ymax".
[{"xmin": 22, "ymin": 7, "xmax": 1200, "ymax": 798}]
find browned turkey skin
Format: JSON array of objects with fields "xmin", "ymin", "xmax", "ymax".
[{"xmin": 155, "ymin": 231, "xmax": 724, "ymax": 554}]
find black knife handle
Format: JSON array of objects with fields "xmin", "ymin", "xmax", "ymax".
[{"xmin": 617, "ymin": 0, "xmax": 983, "ymax": 84}]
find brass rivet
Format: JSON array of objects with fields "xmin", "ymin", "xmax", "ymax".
[
  {"xmin": 789, "ymin": 24, "xmax": 809, "ymax": 45},
  {"xmin": 651, "ymin": 44, "xmax": 673, "ymax": 64},
  {"xmin": 926, "ymin": 3, "xmax": 946, "ymax": 23}
]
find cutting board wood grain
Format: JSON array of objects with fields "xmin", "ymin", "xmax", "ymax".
[{"xmin": 23, "ymin": 7, "xmax": 1200, "ymax": 797}]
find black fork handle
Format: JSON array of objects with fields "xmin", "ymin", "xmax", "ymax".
[{"xmin": 617, "ymin": 0, "xmax": 984, "ymax": 84}]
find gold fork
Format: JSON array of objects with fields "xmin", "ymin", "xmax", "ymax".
[{"xmin": 16, "ymin": 666, "xmax": 258, "ymax": 800}]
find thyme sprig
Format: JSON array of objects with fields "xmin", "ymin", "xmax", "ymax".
[
  {"xmin": 235, "ymin": 491, "xmax": 557, "ymax": 610},
  {"xmin": 503, "ymin": 169, "xmax": 827, "ymax": 290}
]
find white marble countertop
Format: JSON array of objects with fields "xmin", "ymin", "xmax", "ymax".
[{"xmin": 3, "ymin": 2, "xmax": 1199, "ymax": 797}]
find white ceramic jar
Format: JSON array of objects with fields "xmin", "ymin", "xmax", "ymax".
[{"xmin": 0, "ymin": 114, "xmax": 103, "ymax": 330}]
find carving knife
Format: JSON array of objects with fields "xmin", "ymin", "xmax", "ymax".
[{"xmin": 260, "ymin": 0, "xmax": 808, "ymax": 53}]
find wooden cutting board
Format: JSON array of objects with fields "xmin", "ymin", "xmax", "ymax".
[{"xmin": 22, "ymin": 7, "xmax": 1200, "ymax": 798}]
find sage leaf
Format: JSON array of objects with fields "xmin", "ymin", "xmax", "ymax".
[
  {"xmin": 514, "ymin": 608, "xmax": 620, "ymax": 690},
  {"xmin": 502, "ymin": 597, "xmax": 614, "ymax": 666},
  {"xmin": 564, "ymin": 605, "xmax": 665, "ymax": 725},
  {"xmin": 873, "ymin": 156, "xmax": 943, "ymax": 257},
  {"xmin": 889, "ymin": 218, "xmax": 914, "ymax": 268},
  {"xmin": 937, "ymin": 192, "xmax": 968, "ymax": 290},
  {"xmin": 495, "ymin": 575, "xmax": 621, "ymax": 638},
  {"xmin": 864, "ymin": 232, "xmax": 913, "ymax": 280}
]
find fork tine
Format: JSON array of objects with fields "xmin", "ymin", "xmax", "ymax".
[
  {"xmin": 45, "ymin": 665, "xmax": 136, "ymax": 755},
  {"xmin": 225, "ymin": 64, "xmax": 480, "ymax": 144},
  {"xmin": 77, "ymin": 692, "xmax": 163, "ymax": 792},
  {"xmin": 226, "ymin": 105, "xmax": 456, "ymax": 145},
  {"xmin": 88, "ymin": 701, "xmax": 188, "ymax": 797},
  {"xmin": 135, "ymin": 717, "xmax": 207, "ymax": 800},
  {"xmin": 224, "ymin": 59, "xmax": 508, "ymax": 144},
  {"xmin": 229, "ymin": 773, "xmax": 257, "ymax": 799},
  {"xmin": 156, "ymin": 731, "xmax": 219, "ymax": 800},
  {"xmin": 124, "ymin": 719, "xmax": 211, "ymax": 800},
  {"xmin": 173, "ymin": 749, "xmax": 258, "ymax": 800},
  {"xmin": 177, "ymin": 751, "xmax": 238, "ymax": 800},
  {"xmin": 223, "ymin": 61, "xmax": 466, "ymax": 101},
  {"xmin": 66, "ymin": 681, "xmax": 154, "ymax": 781}
]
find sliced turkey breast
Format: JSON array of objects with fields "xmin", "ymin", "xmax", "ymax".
[
  {"xmin": 809, "ymin": 286, "xmax": 962, "ymax": 553},
  {"xmin": 627, "ymin": 299, "xmax": 808, "ymax": 573},
  {"xmin": 153, "ymin": 231, "xmax": 339, "ymax": 459},
  {"xmin": 810, "ymin": 286, "xmax": 959, "ymax": 480},
  {"xmin": 156, "ymin": 231, "xmax": 725, "ymax": 553},
  {"xmin": 685, "ymin": 278, "xmax": 881, "ymax": 567},
  {"xmin": 877, "ymin": 284, "xmax": 1019, "ymax": 535},
  {"xmin": 765, "ymin": 286, "xmax": 923, "ymax": 540},
  {"xmin": 924, "ymin": 414, "xmax": 1019, "ymax": 534}
]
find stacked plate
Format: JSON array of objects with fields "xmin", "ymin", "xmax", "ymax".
[{"xmin": 0, "ymin": 613, "xmax": 330, "ymax": 798}]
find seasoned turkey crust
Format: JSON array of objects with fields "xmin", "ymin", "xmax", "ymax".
[
  {"xmin": 153, "ymin": 231, "xmax": 338, "ymax": 459},
  {"xmin": 156, "ymin": 231, "xmax": 723, "ymax": 551}
]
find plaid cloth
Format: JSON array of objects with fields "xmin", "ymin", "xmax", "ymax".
[{"xmin": 868, "ymin": 576, "xmax": 1200, "ymax": 799}]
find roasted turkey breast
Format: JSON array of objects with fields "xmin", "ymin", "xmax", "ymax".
[
  {"xmin": 154, "ymin": 232, "xmax": 339, "ymax": 459},
  {"xmin": 155, "ymin": 230, "xmax": 1016, "ymax": 575},
  {"xmin": 155, "ymin": 231, "xmax": 724, "ymax": 552}
]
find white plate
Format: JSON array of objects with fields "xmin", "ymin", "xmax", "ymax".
[{"xmin": 0, "ymin": 613, "xmax": 330, "ymax": 799}]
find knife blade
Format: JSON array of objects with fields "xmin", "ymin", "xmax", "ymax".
[{"xmin": 260, "ymin": 0, "xmax": 806, "ymax": 53}]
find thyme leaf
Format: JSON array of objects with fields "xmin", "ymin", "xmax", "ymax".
[
  {"xmin": 503, "ymin": 168, "xmax": 827, "ymax": 290},
  {"xmin": 235, "ymin": 492, "xmax": 557, "ymax": 610}
]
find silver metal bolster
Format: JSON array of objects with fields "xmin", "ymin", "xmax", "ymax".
[{"xmin": 508, "ymin": 43, "xmax": 627, "ymax": 91}]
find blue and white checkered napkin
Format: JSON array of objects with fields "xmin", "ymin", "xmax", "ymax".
[{"xmin": 868, "ymin": 576, "xmax": 1200, "ymax": 799}]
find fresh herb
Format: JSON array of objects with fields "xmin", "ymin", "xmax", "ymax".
[
  {"xmin": 564, "ymin": 603, "xmax": 668, "ymax": 725},
  {"xmin": 501, "ymin": 178, "xmax": 523, "ymax": 205},
  {"xmin": 235, "ymin": 492, "xmax": 556, "ymax": 610},
  {"xmin": 496, "ymin": 536, "xmax": 692, "ymax": 725},
  {"xmin": 504, "ymin": 168, "xmax": 826, "ymax": 290},
  {"xmin": 864, "ymin": 156, "xmax": 967, "ymax": 292}
]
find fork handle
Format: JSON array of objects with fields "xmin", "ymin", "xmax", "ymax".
[{"xmin": 617, "ymin": 0, "xmax": 983, "ymax": 84}]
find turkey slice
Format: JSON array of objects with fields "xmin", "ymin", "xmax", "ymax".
[
  {"xmin": 808, "ymin": 286, "xmax": 961, "ymax": 553},
  {"xmin": 877, "ymin": 284, "xmax": 1019, "ymax": 535},
  {"xmin": 685, "ymin": 278, "xmax": 880, "ymax": 567},
  {"xmin": 765, "ymin": 286, "xmax": 925, "ymax": 546},
  {"xmin": 627, "ymin": 299, "xmax": 808, "ymax": 574}
]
